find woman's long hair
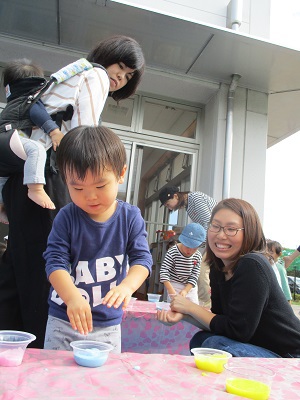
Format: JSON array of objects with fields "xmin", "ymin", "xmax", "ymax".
[{"xmin": 206, "ymin": 198, "xmax": 268, "ymax": 271}]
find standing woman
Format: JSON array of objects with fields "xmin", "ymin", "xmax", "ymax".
[
  {"xmin": 158, "ymin": 198, "xmax": 300, "ymax": 357},
  {"xmin": 159, "ymin": 186, "xmax": 218, "ymax": 307},
  {"xmin": 0, "ymin": 36, "xmax": 145, "ymax": 348}
]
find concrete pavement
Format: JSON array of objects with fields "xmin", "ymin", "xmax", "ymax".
[{"xmin": 291, "ymin": 304, "xmax": 300, "ymax": 319}]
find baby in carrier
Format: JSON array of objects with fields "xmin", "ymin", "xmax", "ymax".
[{"xmin": 0, "ymin": 59, "xmax": 64, "ymax": 223}]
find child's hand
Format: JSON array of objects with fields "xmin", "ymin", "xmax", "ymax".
[
  {"xmin": 179, "ymin": 289, "xmax": 188, "ymax": 297},
  {"xmin": 102, "ymin": 283, "xmax": 132, "ymax": 310},
  {"xmin": 50, "ymin": 128, "xmax": 64, "ymax": 151},
  {"xmin": 66, "ymin": 295, "xmax": 93, "ymax": 335}
]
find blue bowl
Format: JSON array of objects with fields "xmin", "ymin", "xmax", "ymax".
[{"xmin": 70, "ymin": 340, "xmax": 113, "ymax": 368}]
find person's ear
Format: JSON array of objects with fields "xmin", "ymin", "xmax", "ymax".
[{"xmin": 118, "ymin": 165, "xmax": 127, "ymax": 184}]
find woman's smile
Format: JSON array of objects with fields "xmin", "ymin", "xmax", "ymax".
[{"xmin": 208, "ymin": 209, "xmax": 244, "ymax": 266}]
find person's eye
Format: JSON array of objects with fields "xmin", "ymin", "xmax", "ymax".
[
  {"xmin": 227, "ymin": 227, "xmax": 237, "ymax": 232},
  {"xmin": 126, "ymin": 72, "xmax": 134, "ymax": 81},
  {"xmin": 96, "ymin": 185, "xmax": 105, "ymax": 189},
  {"xmin": 211, "ymin": 224, "xmax": 220, "ymax": 229},
  {"xmin": 73, "ymin": 187, "xmax": 83, "ymax": 191},
  {"xmin": 118, "ymin": 62, "xmax": 124, "ymax": 69}
]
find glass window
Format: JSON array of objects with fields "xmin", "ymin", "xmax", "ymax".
[
  {"xmin": 142, "ymin": 99, "xmax": 197, "ymax": 138},
  {"xmin": 117, "ymin": 143, "xmax": 132, "ymax": 202},
  {"xmin": 102, "ymin": 97, "xmax": 134, "ymax": 128}
]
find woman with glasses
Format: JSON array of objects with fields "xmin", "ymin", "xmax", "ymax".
[{"xmin": 158, "ymin": 198, "xmax": 300, "ymax": 357}]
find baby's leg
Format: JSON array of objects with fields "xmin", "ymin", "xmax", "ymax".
[
  {"xmin": 27, "ymin": 184, "xmax": 55, "ymax": 209},
  {"xmin": 21, "ymin": 138, "xmax": 55, "ymax": 209}
]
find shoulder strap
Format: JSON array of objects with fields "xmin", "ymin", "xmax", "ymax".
[{"xmin": 50, "ymin": 58, "xmax": 107, "ymax": 84}]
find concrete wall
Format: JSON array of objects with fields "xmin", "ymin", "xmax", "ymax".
[{"xmin": 200, "ymin": 83, "xmax": 268, "ymax": 219}]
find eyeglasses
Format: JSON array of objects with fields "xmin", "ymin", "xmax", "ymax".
[{"xmin": 208, "ymin": 223, "xmax": 245, "ymax": 237}]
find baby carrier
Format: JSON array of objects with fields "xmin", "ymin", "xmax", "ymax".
[{"xmin": 0, "ymin": 59, "xmax": 107, "ymax": 176}]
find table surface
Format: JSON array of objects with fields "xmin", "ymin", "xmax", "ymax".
[
  {"xmin": 121, "ymin": 300, "xmax": 199, "ymax": 355},
  {"xmin": 0, "ymin": 349, "xmax": 299, "ymax": 399}
]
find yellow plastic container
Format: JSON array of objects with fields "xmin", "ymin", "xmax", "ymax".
[
  {"xmin": 226, "ymin": 377, "xmax": 270, "ymax": 400},
  {"xmin": 224, "ymin": 365, "xmax": 274, "ymax": 400},
  {"xmin": 190, "ymin": 348, "xmax": 232, "ymax": 373}
]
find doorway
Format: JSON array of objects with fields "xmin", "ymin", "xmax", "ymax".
[{"xmin": 118, "ymin": 141, "xmax": 193, "ymax": 246}]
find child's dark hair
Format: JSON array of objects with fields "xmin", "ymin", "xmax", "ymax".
[
  {"xmin": 266, "ymin": 240, "xmax": 283, "ymax": 256},
  {"xmin": 3, "ymin": 58, "xmax": 44, "ymax": 86},
  {"xmin": 56, "ymin": 125, "xmax": 126, "ymax": 182},
  {"xmin": 87, "ymin": 35, "xmax": 145, "ymax": 101}
]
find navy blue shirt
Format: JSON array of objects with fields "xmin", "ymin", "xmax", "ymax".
[{"xmin": 44, "ymin": 200, "xmax": 152, "ymax": 327}]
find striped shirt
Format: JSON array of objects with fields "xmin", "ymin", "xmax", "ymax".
[
  {"xmin": 160, "ymin": 244, "xmax": 202, "ymax": 287},
  {"xmin": 30, "ymin": 67, "xmax": 109, "ymax": 150},
  {"xmin": 186, "ymin": 191, "xmax": 218, "ymax": 229}
]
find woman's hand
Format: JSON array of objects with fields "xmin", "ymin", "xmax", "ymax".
[
  {"xmin": 170, "ymin": 294, "xmax": 193, "ymax": 314},
  {"xmin": 157, "ymin": 309, "xmax": 183, "ymax": 326}
]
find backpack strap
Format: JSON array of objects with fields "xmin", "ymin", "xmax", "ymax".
[
  {"xmin": 50, "ymin": 58, "xmax": 108, "ymax": 83},
  {"xmin": 49, "ymin": 104, "xmax": 74, "ymax": 174}
]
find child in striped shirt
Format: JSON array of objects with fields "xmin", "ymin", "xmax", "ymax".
[{"xmin": 160, "ymin": 223, "xmax": 206, "ymax": 304}]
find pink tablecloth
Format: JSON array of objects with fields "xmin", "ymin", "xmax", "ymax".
[
  {"xmin": 121, "ymin": 300, "xmax": 198, "ymax": 355},
  {"xmin": 0, "ymin": 349, "xmax": 299, "ymax": 399}
]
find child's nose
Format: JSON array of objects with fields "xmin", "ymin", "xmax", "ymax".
[{"xmin": 86, "ymin": 190, "xmax": 97, "ymax": 200}]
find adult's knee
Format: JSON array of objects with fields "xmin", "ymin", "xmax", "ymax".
[{"xmin": 189, "ymin": 330, "xmax": 215, "ymax": 352}]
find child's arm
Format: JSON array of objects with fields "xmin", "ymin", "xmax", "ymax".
[
  {"xmin": 159, "ymin": 248, "xmax": 175, "ymax": 294},
  {"xmin": 49, "ymin": 269, "xmax": 93, "ymax": 335},
  {"xmin": 102, "ymin": 265, "xmax": 149, "ymax": 310},
  {"xmin": 29, "ymin": 101, "xmax": 64, "ymax": 150},
  {"xmin": 163, "ymin": 280, "xmax": 176, "ymax": 296},
  {"xmin": 180, "ymin": 254, "xmax": 202, "ymax": 297}
]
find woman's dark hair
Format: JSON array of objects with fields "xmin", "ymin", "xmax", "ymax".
[
  {"xmin": 206, "ymin": 198, "xmax": 267, "ymax": 271},
  {"xmin": 56, "ymin": 125, "xmax": 126, "ymax": 182},
  {"xmin": 266, "ymin": 240, "xmax": 283, "ymax": 256},
  {"xmin": 87, "ymin": 35, "xmax": 145, "ymax": 101},
  {"xmin": 3, "ymin": 58, "xmax": 44, "ymax": 86},
  {"xmin": 175, "ymin": 191, "xmax": 190, "ymax": 210}
]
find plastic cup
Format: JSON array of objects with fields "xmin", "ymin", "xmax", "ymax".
[
  {"xmin": 191, "ymin": 347, "xmax": 232, "ymax": 373},
  {"xmin": 70, "ymin": 340, "xmax": 113, "ymax": 368},
  {"xmin": 224, "ymin": 364, "xmax": 275, "ymax": 400},
  {"xmin": 147, "ymin": 293, "xmax": 161, "ymax": 302},
  {"xmin": 167, "ymin": 293, "xmax": 176, "ymax": 303},
  {"xmin": 0, "ymin": 330, "xmax": 36, "ymax": 367}
]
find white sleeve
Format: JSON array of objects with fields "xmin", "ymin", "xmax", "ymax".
[{"xmin": 72, "ymin": 68, "xmax": 109, "ymax": 128}]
